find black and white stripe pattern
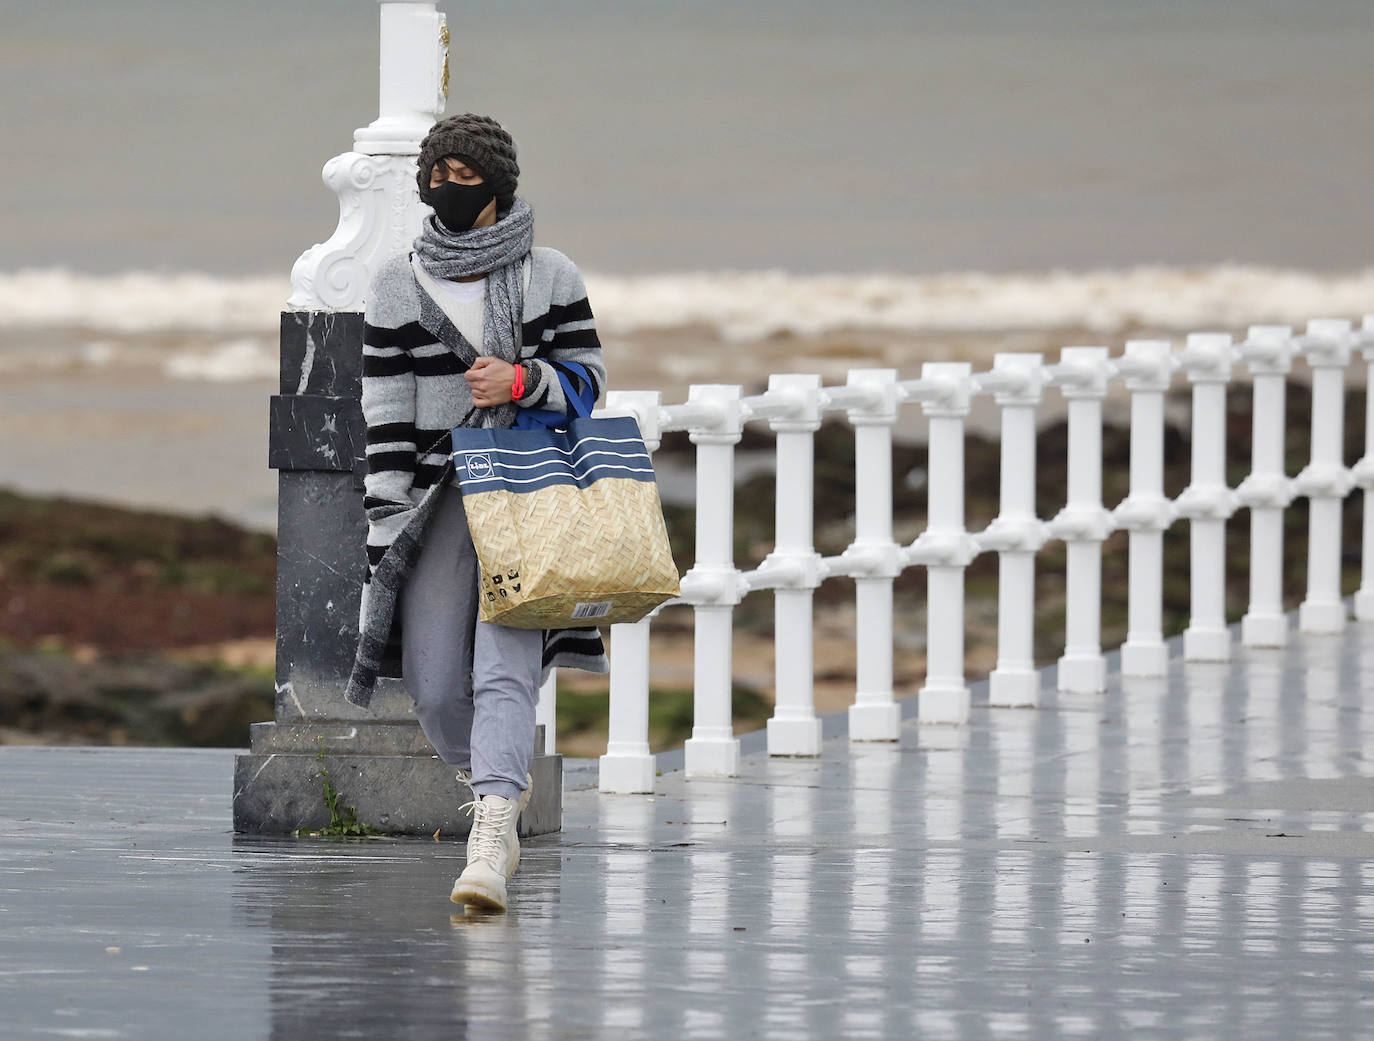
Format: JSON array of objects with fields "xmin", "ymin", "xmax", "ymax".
[{"xmin": 348, "ymin": 246, "xmax": 609, "ymax": 704}]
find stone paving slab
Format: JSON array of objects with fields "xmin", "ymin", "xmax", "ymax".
[{"xmin": 2, "ymin": 627, "xmax": 1373, "ymax": 1039}]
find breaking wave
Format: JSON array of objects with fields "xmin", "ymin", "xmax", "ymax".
[
  {"xmin": 0, "ymin": 269, "xmax": 288, "ymax": 334},
  {"xmin": 1, "ymin": 264, "xmax": 1370, "ymax": 382},
  {"xmin": 3, "ymin": 264, "xmax": 1371, "ymax": 338},
  {"xmin": 585, "ymin": 266, "xmax": 1374, "ymax": 340}
]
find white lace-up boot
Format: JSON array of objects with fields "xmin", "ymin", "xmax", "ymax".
[
  {"xmin": 451, "ymin": 794, "xmax": 520, "ymax": 911},
  {"xmin": 456, "ymin": 770, "xmax": 533, "ymax": 820}
]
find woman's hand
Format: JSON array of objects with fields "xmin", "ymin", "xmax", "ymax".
[{"xmin": 465, "ymin": 357, "xmax": 518, "ymax": 407}]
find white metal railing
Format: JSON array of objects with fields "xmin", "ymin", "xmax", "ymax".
[{"xmin": 538, "ymin": 313, "xmax": 1374, "ymax": 792}]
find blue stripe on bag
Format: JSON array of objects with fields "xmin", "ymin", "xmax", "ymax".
[{"xmin": 451, "ymin": 416, "xmax": 657, "ymax": 494}]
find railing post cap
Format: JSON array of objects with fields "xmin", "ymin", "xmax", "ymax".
[
  {"xmin": 843, "ymin": 367, "xmax": 900, "ymax": 422},
  {"xmin": 764, "ymin": 373, "xmax": 824, "ymax": 432},
  {"xmin": 1060, "ymin": 345, "xmax": 1111, "ymax": 360},
  {"xmin": 917, "ymin": 361, "xmax": 972, "ymax": 417},
  {"xmin": 684, "ymin": 384, "xmax": 745, "ymax": 442},
  {"xmin": 1247, "ymin": 324, "xmax": 1292, "ymax": 343},
  {"xmin": 601, "ymin": 389, "xmax": 665, "ymax": 447},
  {"xmin": 1124, "ymin": 338, "xmax": 1171, "ymax": 354},
  {"xmin": 992, "ymin": 351, "xmax": 1045, "ymax": 370},
  {"xmin": 988, "ymin": 352, "xmax": 1046, "ymax": 406},
  {"xmin": 1181, "ymin": 331, "xmax": 1234, "ymax": 383},
  {"xmin": 688, "ymin": 383, "xmax": 744, "ymax": 397},
  {"xmin": 1239, "ymin": 325, "xmax": 1294, "ymax": 375},
  {"xmin": 848, "ymin": 367, "xmax": 898, "ymax": 381},
  {"xmin": 1055, "ymin": 345, "xmax": 1112, "ymax": 398},
  {"xmin": 1119, "ymin": 339, "xmax": 1174, "ymax": 391},
  {"xmin": 1186, "ymin": 331, "xmax": 1234, "ymax": 349},
  {"xmin": 1306, "ymin": 317, "xmax": 1353, "ymax": 337},
  {"xmin": 1301, "ymin": 318, "xmax": 1354, "ymax": 366}
]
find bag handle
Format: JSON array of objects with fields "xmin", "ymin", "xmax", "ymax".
[{"xmin": 549, "ymin": 361, "xmax": 596, "ymax": 420}]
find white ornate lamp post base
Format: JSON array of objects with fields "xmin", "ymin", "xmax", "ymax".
[{"xmin": 235, "ymin": 2, "xmax": 565, "ymax": 839}]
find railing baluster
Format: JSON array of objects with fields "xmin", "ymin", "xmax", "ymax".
[
  {"xmin": 1353, "ymin": 316, "xmax": 1374, "ymax": 622},
  {"xmin": 587, "ymin": 304, "xmax": 1362, "ymax": 792},
  {"xmin": 833, "ymin": 370, "xmax": 904, "ymax": 742},
  {"xmin": 1047, "ymin": 347, "xmax": 1113, "ymax": 693},
  {"xmin": 1114, "ymin": 340, "xmax": 1176, "ymax": 676},
  {"xmin": 906, "ymin": 363, "xmax": 976, "ymax": 723},
  {"xmin": 1296, "ymin": 319, "xmax": 1356, "ymax": 634},
  {"xmin": 978, "ymin": 353, "xmax": 1048, "ymax": 706},
  {"xmin": 603, "ymin": 624, "xmax": 654, "ymax": 790},
  {"xmin": 1176, "ymin": 333, "xmax": 1238, "ymax": 661},
  {"xmin": 1236, "ymin": 326, "xmax": 1296, "ymax": 648},
  {"xmin": 598, "ymin": 390, "xmax": 666, "ymax": 793},
  {"xmin": 754, "ymin": 374, "xmax": 826, "ymax": 757},
  {"xmin": 680, "ymin": 384, "xmax": 746, "ymax": 777},
  {"xmin": 536, "ymin": 669, "xmax": 557, "ymax": 754}
]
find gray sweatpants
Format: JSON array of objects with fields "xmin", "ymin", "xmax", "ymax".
[{"xmin": 399, "ymin": 483, "xmax": 541, "ymax": 802}]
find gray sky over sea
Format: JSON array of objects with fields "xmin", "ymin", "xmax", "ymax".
[{"xmin": 2, "ymin": 0, "xmax": 1372, "ymax": 276}]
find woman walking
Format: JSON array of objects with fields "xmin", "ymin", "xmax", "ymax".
[{"xmin": 345, "ymin": 113, "xmax": 608, "ymax": 912}]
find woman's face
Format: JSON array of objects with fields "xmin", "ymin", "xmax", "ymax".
[{"xmin": 430, "ymin": 157, "xmax": 497, "ymax": 228}]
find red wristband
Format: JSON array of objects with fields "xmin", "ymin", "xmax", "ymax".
[{"xmin": 511, "ymin": 362, "xmax": 526, "ymax": 401}]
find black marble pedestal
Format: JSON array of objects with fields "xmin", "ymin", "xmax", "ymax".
[
  {"xmin": 232, "ymin": 310, "xmax": 562, "ymax": 838},
  {"xmin": 232, "ymin": 723, "xmax": 561, "ymax": 838}
]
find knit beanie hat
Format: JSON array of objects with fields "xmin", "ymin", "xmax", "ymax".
[{"xmin": 417, "ymin": 113, "xmax": 520, "ymax": 214}]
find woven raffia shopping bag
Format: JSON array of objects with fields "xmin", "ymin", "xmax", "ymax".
[{"xmin": 449, "ymin": 416, "xmax": 681, "ymax": 628}]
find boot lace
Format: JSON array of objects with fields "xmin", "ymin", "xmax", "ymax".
[
  {"xmin": 461, "ymin": 797, "xmax": 513, "ymax": 865},
  {"xmin": 455, "ymin": 770, "xmax": 477, "ymax": 802}
]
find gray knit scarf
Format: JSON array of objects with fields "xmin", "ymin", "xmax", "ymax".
[{"xmin": 412, "ymin": 196, "xmax": 534, "ymax": 429}]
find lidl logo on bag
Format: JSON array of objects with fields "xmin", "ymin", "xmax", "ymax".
[{"xmin": 465, "ymin": 453, "xmax": 494, "ymax": 479}]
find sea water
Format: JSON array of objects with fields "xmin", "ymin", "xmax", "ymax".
[{"xmin": 1, "ymin": 0, "xmax": 1371, "ymax": 529}]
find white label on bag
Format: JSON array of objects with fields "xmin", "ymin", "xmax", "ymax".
[{"xmin": 571, "ymin": 601, "xmax": 613, "ymax": 619}]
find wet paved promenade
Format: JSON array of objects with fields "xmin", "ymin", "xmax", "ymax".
[{"xmin": 3, "ymin": 624, "xmax": 1373, "ymax": 1040}]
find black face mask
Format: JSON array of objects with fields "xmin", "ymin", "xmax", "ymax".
[{"xmin": 429, "ymin": 179, "xmax": 496, "ymax": 233}]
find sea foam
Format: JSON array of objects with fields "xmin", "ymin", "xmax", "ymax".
[
  {"xmin": 1, "ymin": 264, "xmax": 1370, "ymax": 340},
  {"xmin": 162, "ymin": 338, "xmax": 278, "ymax": 382},
  {"xmin": 586, "ymin": 266, "xmax": 1374, "ymax": 340},
  {"xmin": 0, "ymin": 269, "xmax": 288, "ymax": 333}
]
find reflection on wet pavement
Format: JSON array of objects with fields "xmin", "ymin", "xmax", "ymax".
[{"xmin": 2, "ymin": 626, "xmax": 1373, "ymax": 1038}]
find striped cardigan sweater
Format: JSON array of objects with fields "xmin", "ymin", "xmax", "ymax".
[{"xmin": 345, "ymin": 246, "xmax": 609, "ymax": 708}]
